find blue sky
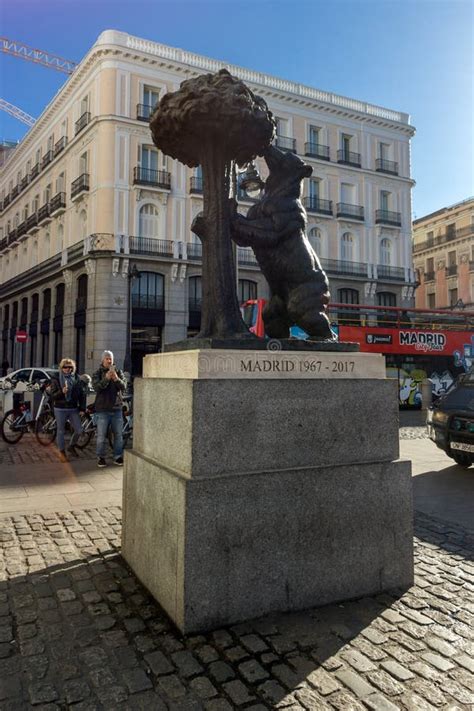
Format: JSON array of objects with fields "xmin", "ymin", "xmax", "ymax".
[{"xmin": 0, "ymin": 0, "xmax": 472, "ymax": 219}]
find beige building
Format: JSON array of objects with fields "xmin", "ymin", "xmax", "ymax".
[
  {"xmin": 413, "ymin": 197, "xmax": 474, "ymax": 310},
  {"xmin": 0, "ymin": 30, "xmax": 416, "ymax": 374}
]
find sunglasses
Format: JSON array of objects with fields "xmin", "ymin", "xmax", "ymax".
[{"xmin": 62, "ymin": 366, "xmax": 73, "ymax": 369}]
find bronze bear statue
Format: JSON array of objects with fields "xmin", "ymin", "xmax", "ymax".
[{"xmin": 230, "ymin": 145, "xmax": 335, "ymax": 341}]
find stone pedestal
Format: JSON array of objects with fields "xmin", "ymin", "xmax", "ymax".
[{"xmin": 122, "ymin": 349, "xmax": 413, "ymax": 634}]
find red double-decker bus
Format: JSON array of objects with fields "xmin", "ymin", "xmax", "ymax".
[{"xmin": 240, "ymin": 299, "xmax": 474, "ymax": 407}]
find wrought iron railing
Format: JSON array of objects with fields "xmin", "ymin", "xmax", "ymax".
[
  {"xmin": 424, "ymin": 271, "xmax": 435, "ymax": 282},
  {"xmin": 132, "ymin": 294, "xmax": 165, "ymax": 310},
  {"xmin": 54, "ymin": 136, "xmax": 68, "ymax": 156},
  {"xmin": 337, "ymin": 150, "xmax": 361, "ymax": 167},
  {"xmin": 190, "ymin": 176, "xmax": 203, "ymax": 193},
  {"xmin": 30, "ymin": 163, "xmax": 40, "ymax": 179},
  {"xmin": 75, "ymin": 111, "xmax": 91, "ymax": 135},
  {"xmin": 376, "ymin": 264, "xmax": 406, "ymax": 280},
  {"xmin": 50, "ymin": 192, "xmax": 66, "ymax": 213},
  {"xmin": 336, "ymin": 202, "xmax": 364, "ymax": 220},
  {"xmin": 375, "ymin": 209, "xmax": 402, "ymax": 226},
  {"xmin": 321, "ymin": 259, "xmax": 369, "ymax": 277},
  {"xmin": 238, "ymin": 248, "xmax": 258, "ymax": 266},
  {"xmin": 71, "ymin": 174, "xmax": 89, "ymax": 199},
  {"xmin": 303, "ymin": 197, "xmax": 333, "ymax": 215},
  {"xmin": 446, "ymin": 264, "xmax": 458, "ymax": 276},
  {"xmin": 42, "ymin": 150, "xmax": 53, "ymax": 169},
  {"xmin": 133, "ymin": 167, "xmax": 171, "ymax": 189},
  {"xmin": 275, "ymin": 135, "xmax": 297, "ymax": 153},
  {"xmin": 136, "ymin": 103, "xmax": 155, "ymax": 121},
  {"xmin": 304, "ymin": 142, "xmax": 330, "ymax": 160},
  {"xmin": 26, "ymin": 213, "xmax": 38, "ymax": 232},
  {"xmin": 20, "ymin": 176, "xmax": 29, "ymax": 191},
  {"xmin": 128, "ymin": 236, "xmax": 174, "ymax": 257},
  {"xmin": 38, "ymin": 203, "xmax": 51, "ymax": 223},
  {"xmin": 375, "ymin": 158, "xmax": 399, "ymax": 175},
  {"xmin": 17, "ymin": 221, "xmax": 28, "ymax": 239},
  {"xmin": 186, "ymin": 242, "xmax": 203, "ymax": 260}
]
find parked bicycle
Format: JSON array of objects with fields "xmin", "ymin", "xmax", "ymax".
[{"xmin": 1, "ymin": 381, "xmax": 53, "ymax": 445}]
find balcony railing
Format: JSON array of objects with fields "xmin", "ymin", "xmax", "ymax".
[
  {"xmin": 42, "ymin": 150, "xmax": 53, "ymax": 169},
  {"xmin": 38, "ymin": 203, "xmax": 51, "ymax": 224},
  {"xmin": 133, "ymin": 167, "xmax": 171, "ymax": 189},
  {"xmin": 190, "ymin": 176, "xmax": 203, "ymax": 194},
  {"xmin": 7, "ymin": 229, "xmax": 18, "ymax": 245},
  {"xmin": 303, "ymin": 197, "xmax": 333, "ymax": 215},
  {"xmin": 136, "ymin": 103, "xmax": 155, "ymax": 121},
  {"xmin": 50, "ymin": 192, "xmax": 66, "ymax": 215},
  {"xmin": 26, "ymin": 213, "xmax": 39, "ymax": 232},
  {"xmin": 0, "ymin": 237, "xmax": 7, "ymax": 252},
  {"xmin": 304, "ymin": 142, "xmax": 330, "ymax": 161},
  {"xmin": 128, "ymin": 236, "xmax": 174, "ymax": 257},
  {"xmin": 336, "ymin": 202, "xmax": 364, "ymax": 220},
  {"xmin": 321, "ymin": 259, "xmax": 368, "ymax": 277},
  {"xmin": 424, "ymin": 271, "xmax": 435, "ymax": 282},
  {"xmin": 187, "ymin": 242, "xmax": 203, "ymax": 260},
  {"xmin": 446, "ymin": 264, "xmax": 458, "ymax": 276},
  {"xmin": 75, "ymin": 111, "xmax": 91, "ymax": 135},
  {"xmin": 189, "ymin": 297, "xmax": 202, "ymax": 312},
  {"xmin": 3, "ymin": 194, "xmax": 10, "ymax": 208},
  {"xmin": 30, "ymin": 163, "xmax": 40, "ymax": 180},
  {"xmin": 54, "ymin": 136, "xmax": 67, "ymax": 157},
  {"xmin": 71, "ymin": 173, "xmax": 90, "ymax": 199},
  {"xmin": 17, "ymin": 221, "xmax": 28, "ymax": 239},
  {"xmin": 238, "ymin": 248, "xmax": 258, "ymax": 266},
  {"xmin": 20, "ymin": 176, "xmax": 29, "ymax": 191},
  {"xmin": 375, "ymin": 209, "xmax": 402, "ymax": 226},
  {"xmin": 375, "ymin": 158, "xmax": 399, "ymax": 175},
  {"xmin": 377, "ymin": 264, "xmax": 406, "ymax": 281},
  {"xmin": 11, "ymin": 185, "xmax": 19, "ymax": 199},
  {"xmin": 132, "ymin": 294, "xmax": 165, "ymax": 310},
  {"xmin": 337, "ymin": 150, "xmax": 361, "ymax": 168},
  {"xmin": 275, "ymin": 135, "xmax": 297, "ymax": 153}
]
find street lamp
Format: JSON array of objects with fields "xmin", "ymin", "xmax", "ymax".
[
  {"xmin": 239, "ymin": 161, "xmax": 265, "ymax": 199},
  {"xmin": 122, "ymin": 262, "xmax": 140, "ymax": 375}
]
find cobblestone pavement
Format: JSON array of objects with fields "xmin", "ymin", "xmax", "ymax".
[{"xmin": 0, "ymin": 508, "xmax": 472, "ymax": 710}]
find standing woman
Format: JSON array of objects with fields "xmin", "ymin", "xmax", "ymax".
[{"xmin": 49, "ymin": 358, "xmax": 86, "ymax": 462}]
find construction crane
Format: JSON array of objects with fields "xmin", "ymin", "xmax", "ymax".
[
  {"xmin": 0, "ymin": 98, "xmax": 35, "ymax": 127},
  {"xmin": 0, "ymin": 37, "xmax": 77, "ymax": 74},
  {"xmin": 0, "ymin": 38, "xmax": 77, "ymax": 128}
]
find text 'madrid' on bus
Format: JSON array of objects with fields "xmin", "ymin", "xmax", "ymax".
[{"xmin": 240, "ymin": 299, "xmax": 474, "ymax": 409}]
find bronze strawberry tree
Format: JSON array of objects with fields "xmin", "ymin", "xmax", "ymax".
[{"xmin": 150, "ymin": 69, "xmax": 275, "ymax": 339}]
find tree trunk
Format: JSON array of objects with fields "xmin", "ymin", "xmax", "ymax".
[{"xmin": 198, "ymin": 141, "xmax": 249, "ymax": 338}]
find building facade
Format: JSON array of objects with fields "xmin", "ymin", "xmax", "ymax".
[
  {"xmin": 413, "ymin": 197, "xmax": 474, "ymax": 310},
  {"xmin": 0, "ymin": 30, "xmax": 416, "ymax": 374}
]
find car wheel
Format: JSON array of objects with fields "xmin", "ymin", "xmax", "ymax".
[{"xmin": 451, "ymin": 451, "xmax": 473, "ymax": 468}]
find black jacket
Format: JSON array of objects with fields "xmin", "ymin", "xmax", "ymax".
[
  {"xmin": 92, "ymin": 365, "xmax": 126, "ymax": 412},
  {"xmin": 49, "ymin": 374, "xmax": 86, "ymax": 410}
]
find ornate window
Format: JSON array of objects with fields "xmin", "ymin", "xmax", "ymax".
[
  {"xmin": 238, "ymin": 279, "xmax": 257, "ymax": 303},
  {"xmin": 377, "ymin": 291, "xmax": 396, "ymax": 307},
  {"xmin": 139, "ymin": 204, "xmax": 159, "ymax": 238},
  {"xmin": 309, "ymin": 227, "xmax": 321, "ymax": 254},
  {"xmin": 338, "ymin": 288, "xmax": 359, "ymax": 304},
  {"xmin": 380, "ymin": 238, "xmax": 391, "ymax": 265},
  {"xmin": 131, "ymin": 271, "xmax": 164, "ymax": 309},
  {"xmin": 341, "ymin": 232, "xmax": 354, "ymax": 261}
]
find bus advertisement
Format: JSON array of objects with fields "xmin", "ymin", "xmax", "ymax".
[{"xmin": 240, "ymin": 299, "xmax": 474, "ymax": 408}]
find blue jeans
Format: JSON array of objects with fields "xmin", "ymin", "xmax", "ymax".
[
  {"xmin": 54, "ymin": 408, "xmax": 82, "ymax": 452},
  {"xmin": 96, "ymin": 410, "xmax": 123, "ymax": 459}
]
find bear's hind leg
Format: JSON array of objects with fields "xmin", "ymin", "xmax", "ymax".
[
  {"xmin": 263, "ymin": 295, "xmax": 292, "ymax": 339},
  {"xmin": 287, "ymin": 285, "xmax": 335, "ymax": 341}
]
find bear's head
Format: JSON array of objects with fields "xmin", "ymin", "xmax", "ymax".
[{"xmin": 263, "ymin": 145, "xmax": 312, "ymax": 198}]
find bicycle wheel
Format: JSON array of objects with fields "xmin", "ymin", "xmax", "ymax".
[
  {"xmin": 1, "ymin": 410, "xmax": 25, "ymax": 444},
  {"xmin": 35, "ymin": 411, "xmax": 57, "ymax": 446},
  {"xmin": 76, "ymin": 412, "xmax": 94, "ymax": 449}
]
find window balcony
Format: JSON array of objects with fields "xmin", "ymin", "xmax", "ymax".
[
  {"xmin": 187, "ymin": 242, "xmax": 203, "ymax": 260},
  {"xmin": 11, "ymin": 185, "xmax": 19, "ymax": 199},
  {"xmin": 375, "ymin": 158, "xmax": 399, "ymax": 175},
  {"xmin": 375, "ymin": 209, "xmax": 402, "ymax": 227},
  {"xmin": 133, "ymin": 167, "xmax": 171, "ymax": 190},
  {"xmin": 54, "ymin": 136, "xmax": 68, "ymax": 157},
  {"xmin": 0, "ymin": 237, "xmax": 7, "ymax": 252},
  {"xmin": 321, "ymin": 258, "xmax": 368, "ymax": 277},
  {"xmin": 30, "ymin": 163, "xmax": 40, "ymax": 180},
  {"xmin": 75, "ymin": 111, "xmax": 91, "ymax": 135},
  {"xmin": 377, "ymin": 265, "xmax": 405, "ymax": 281},
  {"xmin": 303, "ymin": 197, "xmax": 333, "ymax": 216},
  {"xmin": 71, "ymin": 173, "xmax": 90, "ymax": 200},
  {"xmin": 336, "ymin": 202, "xmax": 364, "ymax": 220},
  {"xmin": 190, "ymin": 176, "xmax": 203, "ymax": 194},
  {"xmin": 128, "ymin": 236, "xmax": 174, "ymax": 257},
  {"xmin": 238, "ymin": 247, "xmax": 258, "ymax": 266},
  {"xmin": 136, "ymin": 103, "xmax": 155, "ymax": 121},
  {"xmin": 3, "ymin": 194, "xmax": 11, "ymax": 208},
  {"xmin": 424, "ymin": 271, "xmax": 435, "ymax": 282},
  {"xmin": 17, "ymin": 221, "xmax": 28, "ymax": 239},
  {"xmin": 7, "ymin": 228, "xmax": 18, "ymax": 246},
  {"xmin": 304, "ymin": 142, "xmax": 330, "ymax": 161},
  {"xmin": 446, "ymin": 264, "xmax": 458, "ymax": 277},
  {"xmin": 50, "ymin": 192, "xmax": 66, "ymax": 215},
  {"xmin": 275, "ymin": 135, "xmax": 297, "ymax": 153},
  {"xmin": 20, "ymin": 176, "xmax": 29, "ymax": 192},
  {"xmin": 337, "ymin": 150, "xmax": 361, "ymax": 168},
  {"xmin": 26, "ymin": 213, "xmax": 39, "ymax": 233},
  {"xmin": 132, "ymin": 293, "xmax": 165, "ymax": 310},
  {"xmin": 38, "ymin": 203, "xmax": 51, "ymax": 225},
  {"xmin": 42, "ymin": 150, "xmax": 53, "ymax": 169}
]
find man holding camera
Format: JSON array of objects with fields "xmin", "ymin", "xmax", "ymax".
[{"xmin": 92, "ymin": 350, "xmax": 126, "ymax": 467}]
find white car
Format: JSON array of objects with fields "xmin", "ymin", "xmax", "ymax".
[{"xmin": 0, "ymin": 367, "xmax": 59, "ymax": 388}]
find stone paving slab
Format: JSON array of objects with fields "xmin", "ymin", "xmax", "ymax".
[{"xmin": 0, "ymin": 507, "xmax": 472, "ymax": 710}]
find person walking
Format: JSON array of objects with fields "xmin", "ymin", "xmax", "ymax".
[
  {"xmin": 1, "ymin": 358, "xmax": 9, "ymax": 377},
  {"xmin": 49, "ymin": 358, "xmax": 86, "ymax": 462},
  {"xmin": 92, "ymin": 350, "xmax": 126, "ymax": 468}
]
